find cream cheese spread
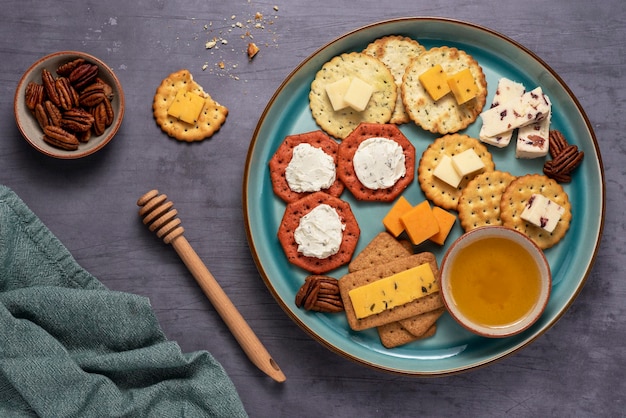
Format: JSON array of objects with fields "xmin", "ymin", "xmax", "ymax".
[
  {"xmin": 352, "ymin": 137, "xmax": 406, "ymax": 190},
  {"xmin": 285, "ymin": 143, "xmax": 336, "ymax": 193},
  {"xmin": 294, "ymin": 204, "xmax": 345, "ymax": 259}
]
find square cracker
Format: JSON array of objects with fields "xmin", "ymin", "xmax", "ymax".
[
  {"xmin": 153, "ymin": 69, "xmax": 228, "ymax": 142},
  {"xmin": 338, "ymin": 252, "xmax": 443, "ymax": 331}
]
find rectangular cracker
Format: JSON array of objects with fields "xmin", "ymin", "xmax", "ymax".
[
  {"xmin": 378, "ymin": 323, "xmax": 437, "ymax": 349},
  {"xmin": 338, "ymin": 252, "xmax": 443, "ymax": 331},
  {"xmin": 398, "ymin": 307, "xmax": 445, "ymax": 337},
  {"xmin": 348, "ymin": 231, "xmax": 412, "ymax": 272}
]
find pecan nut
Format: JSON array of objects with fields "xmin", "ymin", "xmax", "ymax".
[
  {"xmin": 34, "ymin": 100, "xmax": 62, "ymax": 129},
  {"xmin": 56, "ymin": 58, "xmax": 85, "ymax": 77},
  {"xmin": 41, "ymin": 68, "xmax": 61, "ymax": 107},
  {"xmin": 79, "ymin": 83, "xmax": 106, "ymax": 107},
  {"xmin": 55, "ymin": 77, "xmax": 79, "ymax": 111},
  {"xmin": 543, "ymin": 130, "xmax": 584, "ymax": 183},
  {"xmin": 42, "ymin": 125, "xmax": 79, "ymax": 150},
  {"xmin": 60, "ymin": 108, "xmax": 95, "ymax": 132},
  {"xmin": 69, "ymin": 63, "xmax": 99, "ymax": 90},
  {"xmin": 25, "ymin": 81, "xmax": 45, "ymax": 110},
  {"xmin": 295, "ymin": 275, "xmax": 344, "ymax": 313}
]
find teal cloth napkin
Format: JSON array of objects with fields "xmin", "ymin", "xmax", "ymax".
[{"xmin": 0, "ymin": 185, "xmax": 248, "ymax": 418}]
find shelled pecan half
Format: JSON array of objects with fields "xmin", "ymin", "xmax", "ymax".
[{"xmin": 295, "ymin": 275, "xmax": 344, "ymax": 313}]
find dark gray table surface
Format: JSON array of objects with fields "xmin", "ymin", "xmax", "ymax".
[{"xmin": 1, "ymin": 0, "xmax": 624, "ymax": 416}]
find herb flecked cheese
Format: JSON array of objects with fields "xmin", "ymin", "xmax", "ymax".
[{"xmin": 348, "ymin": 263, "xmax": 438, "ymax": 319}]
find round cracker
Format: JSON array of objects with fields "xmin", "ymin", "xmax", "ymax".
[
  {"xmin": 458, "ymin": 170, "xmax": 517, "ymax": 231},
  {"xmin": 268, "ymin": 130, "xmax": 344, "ymax": 203},
  {"xmin": 363, "ymin": 35, "xmax": 426, "ymax": 125},
  {"xmin": 309, "ymin": 52, "xmax": 397, "ymax": 139},
  {"xmin": 153, "ymin": 69, "xmax": 228, "ymax": 142},
  {"xmin": 418, "ymin": 134, "xmax": 495, "ymax": 211},
  {"xmin": 337, "ymin": 123, "xmax": 415, "ymax": 202},
  {"xmin": 402, "ymin": 46, "xmax": 487, "ymax": 134},
  {"xmin": 499, "ymin": 174, "xmax": 572, "ymax": 249},
  {"xmin": 417, "ymin": 134, "xmax": 495, "ymax": 210},
  {"xmin": 277, "ymin": 191, "xmax": 360, "ymax": 274}
]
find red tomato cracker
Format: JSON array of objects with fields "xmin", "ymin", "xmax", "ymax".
[
  {"xmin": 269, "ymin": 130, "xmax": 344, "ymax": 203},
  {"xmin": 277, "ymin": 191, "xmax": 360, "ymax": 274},
  {"xmin": 337, "ymin": 123, "xmax": 415, "ymax": 202}
]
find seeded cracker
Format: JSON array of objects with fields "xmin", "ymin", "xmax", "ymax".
[
  {"xmin": 418, "ymin": 134, "xmax": 495, "ymax": 211},
  {"xmin": 277, "ymin": 191, "xmax": 360, "ymax": 274},
  {"xmin": 309, "ymin": 52, "xmax": 397, "ymax": 139},
  {"xmin": 338, "ymin": 252, "xmax": 443, "ymax": 332},
  {"xmin": 363, "ymin": 35, "xmax": 426, "ymax": 124},
  {"xmin": 457, "ymin": 170, "xmax": 517, "ymax": 231},
  {"xmin": 153, "ymin": 69, "xmax": 228, "ymax": 142},
  {"xmin": 402, "ymin": 46, "xmax": 487, "ymax": 134},
  {"xmin": 499, "ymin": 174, "xmax": 572, "ymax": 249},
  {"xmin": 269, "ymin": 130, "xmax": 344, "ymax": 203}
]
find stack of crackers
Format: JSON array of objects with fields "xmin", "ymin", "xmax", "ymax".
[{"xmin": 338, "ymin": 232, "xmax": 444, "ymax": 348}]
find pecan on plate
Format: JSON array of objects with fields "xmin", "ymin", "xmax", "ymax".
[
  {"xmin": 55, "ymin": 77, "xmax": 79, "ymax": 111},
  {"xmin": 79, "ymin": 83, "xmax": 106, "ymax": 107},
  {"xmin": 295, "ymin": 275, "xmax": 344, "ymax": 313},
  {"xmin": 60, "ymin": 107, "xmax": 94, "ymax": 133},
  {"xmin": 543, "ymin": 130, "xmax": 584, "ymax": 183},
  {"xmin": 43, "ymin": 125, "xmax": 79, "ymax": 150},
  {"xmin": 69, "ymin": 63, "xmax": 99, "ymax": 90},
  {"xmin": 25, "ymin": 81, "xmax": 45, "ymax": 110}
]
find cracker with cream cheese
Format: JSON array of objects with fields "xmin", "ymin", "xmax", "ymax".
[
  {"xmin": 269, "ymin": 130, "xmax": 344, "ymax": 203},
  {"xmin": 277, "ymin": 191, "xmax": 360, "ymax": 274},
  {"xmin": 337, "ymin": 123, "xmax": 415, "ymax": 202}
]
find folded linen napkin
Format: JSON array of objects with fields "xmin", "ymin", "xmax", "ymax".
[{"xmin": 0, "ymin": 185, "xmax": 248, "ymax": 418}]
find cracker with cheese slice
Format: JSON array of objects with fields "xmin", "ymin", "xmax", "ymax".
[
  {"xmin": 363, "ymin": 35, "xmax": 426, "ymax": 124},
  {"xmin": 309, "ymin": 52, "xmax": 397, "ymax": 139},
  {"xmin": 153, "ymin": 69, "xmax": 228, "ymax": 142},
  {"xmin": 338, "ymin": 252, "xmax": 443, "ymax": 331},
  {"xmin": 402, "ymin": 46, "xmax": 487, "ymax": 134}
]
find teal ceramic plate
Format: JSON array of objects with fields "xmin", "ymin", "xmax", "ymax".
[{"xmin": 243, "ymin": 18, "xmax": 604, "ymax": 375}]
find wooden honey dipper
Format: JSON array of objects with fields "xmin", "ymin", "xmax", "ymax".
[{"xmin": 137, "ymin": 190, "xmax": 286, "ymax": 383}]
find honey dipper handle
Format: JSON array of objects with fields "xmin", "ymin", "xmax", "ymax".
[{"xmin": 171, "ymin": 235, "xmax": 286, "ymax": 383}]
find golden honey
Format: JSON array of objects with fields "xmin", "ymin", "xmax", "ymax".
[{"xmin": 448, "ymin": 237, "xmax": 541, "ymax": 328}]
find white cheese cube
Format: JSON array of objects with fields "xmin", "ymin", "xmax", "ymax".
[
  {"xmin": 325, "ymin": 77, "xmax": 351, "ymax": 111},
  {"xmin": 521, "ymin": 193, "xmax": 564, "ymax": 233},
  {"xmin": 433, "ymin": 155, "xmax": 463, "ymax": 188},
  {"xmin": 479, "ymin": 87, "xmax": 551, "ymax": 138},
  {"xmin": 344, "ymin": 77, "xmax": 374, "ymax": 112},
  {"xmin": 451, "ymin": 148, "xmax": 485, "ymax": 177},
  {"xmin": 480, "ymin": 78, "xmax": 526, "ymax": 147},
  {"xmin": 516, "ymin": 96, "xmax": 552, "ymax": 159}
]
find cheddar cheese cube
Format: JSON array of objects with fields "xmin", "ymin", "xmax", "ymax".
[
  {"xmin": 167, "ymin": 89, "xmax": 206, "ymax": 125},
  {"xmin": 382, "ymin": 196, "xmax": 413, "ymax": 237},
  {"xmin": 429, "ymin": 206, "xmax": 457, "ymax": 245},
  {"xmin": 400, "ymin": 200, "xmax": 439, "ymax": 246},
  {"xmin": 447, "ymin": 68, "xmax": 478, "ymax": 105},
  {"xmin": 418, "ymin": 64, "xmax": 450, "ymax": 101}
]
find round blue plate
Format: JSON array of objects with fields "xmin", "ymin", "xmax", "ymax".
[{"xmin": 243, "ymin": 18, "xmax": 604, "ymax": 375}]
